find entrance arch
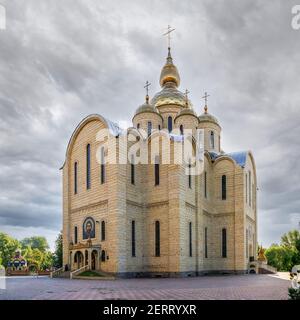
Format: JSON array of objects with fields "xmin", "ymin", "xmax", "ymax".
[{"xmin": 74, "ymin": 251, "xmax": 84, "ymax": 270}]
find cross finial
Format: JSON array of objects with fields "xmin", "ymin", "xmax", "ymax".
[
  {"xmin": 202, "ymin": 92, "xmax": 210, "ymax": 113},
  {"xmin": 144, "ymin": 81, "xmax": 151, "ymax": 103},
  {"xmin": 184, "ymin": 89, "xmax": 190, "ymax": 107},
  {"xmin": 163, "ymin": 25, "xmax": 175, "ymax": 49}
]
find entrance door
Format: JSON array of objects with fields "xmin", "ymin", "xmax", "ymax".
[{"xmin": 91, "ymin": 250, "xmax": 98, "ymax": 270}]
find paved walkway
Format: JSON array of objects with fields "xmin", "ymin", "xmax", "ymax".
[{"xmin": 0, "ymin": 274, "xmax": 291, "ymax": 300}]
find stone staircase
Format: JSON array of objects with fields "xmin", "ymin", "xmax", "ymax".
[{"xmin": 56, "ymin": 271, "xmax": 71, "ymax": 278}]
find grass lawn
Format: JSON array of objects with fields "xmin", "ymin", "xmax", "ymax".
[{"xmin": 78, "ymin": 270, "xmax": 103, "ymax": 277}]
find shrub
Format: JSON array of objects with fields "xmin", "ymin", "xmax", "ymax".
[{"xmin": 288, "ymin": 287, "xmax": 300, "ymax": 300}]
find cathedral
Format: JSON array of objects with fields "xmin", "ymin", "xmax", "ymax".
[{"xmin": 61, "ymin": 41, "xmax": 257, "ymax": 277}]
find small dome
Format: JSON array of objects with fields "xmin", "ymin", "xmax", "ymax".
[
  {"xmin": 159, "ymin": 48, "xmax": 180, "ymax": 87},
  {"xmin": 198, "ymin": 112, "xmax": 219, "ymax": 125},
  {"xmin": 134, "ymin": 97, "xmax": 159, "ymax": 117},
  {"xmin": 175, "ymin": 107, "xmax": 198, "ymax": 121}
]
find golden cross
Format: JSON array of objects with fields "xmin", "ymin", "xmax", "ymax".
[
  {"xmin": 184, "ymin": 89, "xmax": 190, "ymax": 107},
  {"xmin": 163, "ymin": 25, "xmax": 175, "ymax": 48},
  {"xmin": 202, "ymin": 92, "xmax": 210, "ymax": 105},
  {"xmin": 144, "ymin": 81, "xmax": 151, "ymax": 96},
  {"xmin": 185, "ymin": 89, "xmax": 190, "ymax": 102}
]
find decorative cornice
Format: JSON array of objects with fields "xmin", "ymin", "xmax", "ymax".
[{"xmin": 70, "ymin": 199, "xmax": 108, "ymax": 214}]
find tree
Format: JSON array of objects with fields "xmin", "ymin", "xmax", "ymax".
[
  {"xmin": 281, "ymin": 230, "xmax": 300, "ymax": 248},
  {"xmin": 20, "ymin": 236, "xmax": 49, "ymax": 252},
  {"xmin": 0, "ymin": 233, "xmax": 20, "ymax": 267},
  {"xmin": 53, "ymin": 231, "xmax": 63, "ymax": 268},
  {"xmin": 265, "ymin": 244, "xmax": 298, "ymax": 271}
]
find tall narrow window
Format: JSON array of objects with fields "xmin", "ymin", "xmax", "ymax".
[
  {"xmin": 168, "ymin": 116, "xmax": 173, "ymax": 133},
  {"xmin": 74, "ymin": 226, "xmax": 78, "ymax": 244},
  {"xmin": 222, "ymin": 228, "xmax": 227, "ymax": 258},
  {"xmin": 74, "ymin": 162, "xmax": 78, "ymax": 194},
  {"xmin": 155, "ymin": 221, "xmax": 160, "ymax": 257},
  {"xmin": 204, "ymin": 171, "xmax": 207, "ymax": 198},
  {"xmin": 101, "ymin": 147, "xmax": 105, "ymax": 184},
  {"xmin": 188, "ymin": 161, "xmax": 192, "ymax": 189},
  {"xmin": 131, "ymin": 220, "xmax": 136, "ymax": 257},
  {"xmin": 137, "ymin": 123, "xmax": 140, "ymax": 129},
  {"xmin": 86, "ymin": 144, "xmax": 91, "ymax": 189},
  {"xmin": 189, "ymin": 222, "xmax": 192, "ymax": 257},
  {"xmin": 158, "ymin": 124, "xmax": 161, "ymax": 130},
  {"xmin": 210, "ymin": 131, "xmax": 215, "ymax": 149},
  {"xmin": 147, "ymin": 121, "xmax": 152, "ymax": 136},
  {"xmin": 204, "ymin": 227, "xmax": 208, "ymax": 258},
  {"xmin": 180, "ymin": 124, "xmax": 184, "ymax": 135},
  {"xmin": 155, "ymin": 156, "xmax": 160, "ymax": 186},
  {"xmin": 222, "ymin": 175, "xmax": 227, "ymax": 200},
  {"xmin": 101, "ymin": 221, "xmax": 106, "ymax": 241},
  {"xmin": 131, "ymin": 155, "xmax": 135, "ymax": 185},
  {"xmin": 249, "ymin": 171, "xmax": 251, "ymax": 206}
]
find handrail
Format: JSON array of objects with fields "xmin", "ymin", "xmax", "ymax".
[
  {"xmin": 70, "ymin": 265, "xmax": 89, "ymax": 279},
  {"xmin": 50, "ymin": 267, "xmax": 64, "ymax": 279}
]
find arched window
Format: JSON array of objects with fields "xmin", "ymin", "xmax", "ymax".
[
  {"xmin": 222, "ymin": 228, "xmax": 227, "ymax": 258},
  {"xmin": 74, "ymin": 226, "xmax": 78, "ymax": 244},
  {"xmin": 147, "ymin": 121, "xmax": 152, "ymax": 136},
  {"xmin": 100, "ymin": 147, "xmax": 105, "ymax": 184},
  {"xmin": 210, "ymin": 131, "xmax": 215, "ymax": 149},
  {"xmin": 155, "ymin": 156, "xmax": 160, "ymax": 186},
  {"xmin": 86, "ymin": 144, "xmax": 91, "ymax": 189},
  {"xmin": 189, "ymin": 222, "xmax": 192, "ymax": 257},
  {"xmin": 137, "ymin": 123, "xmax": 140, "ymax": 129},
  {"xmin": 101, "ymin": 221, "xmax": 106, "ymax": 241},
  {"xmin": 155, "ymin": 221, "xmax": 160, "ymax": 257},
  {"xmin": 74, "ymin": 162, "xmax": 78, "ymax": 194},
  {"xmin": 131, "ymin": 155, "xmax": 135, "ymax": 185},
  {"xmin": 222, "ymin": 175, "xmax": 227, "ymax": 200},
  {"xmin": 204, "ymin": 227, "xmax": 208, "ymax": 258},
  {"xmin": 131, "ymin": 220, "xmax": 136, "ymax": 257},
  {"xmin": 168, "ymin": 116, "xmax": 173, "ymax": 133},
  {"xmin": 158, "ymin": 124, "xmax": 161, "ymax": 130},
  {"xmin": 180, "ymin": 124, "xmax": 184, "ymax": 135}
]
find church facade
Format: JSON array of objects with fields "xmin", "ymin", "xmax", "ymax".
[{"xmin": 61, "ymin": 46, "xmax": 257, "ymax": 277}]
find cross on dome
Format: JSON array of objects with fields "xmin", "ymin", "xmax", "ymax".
[{"xmin": 202, "ymin": 92, "xmax": 210, "ymax": 113}]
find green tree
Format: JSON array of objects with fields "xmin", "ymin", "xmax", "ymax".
[
  {"xmin": 0, "ymin": 233, "xmax": 20, "ymax": 267},
  {"xmin": 281, "ymin": 230, "xmax": 300, "ymax": 248},
  {"xmin": 265, "ymin": 244, "xmax": 298, "ymax": 271},
  {"xmin": 20, "ymin": 236, "xmax": 49, "ymax": 252},
  {"xmin": 53, "ymin": 231, "xmax": 63, "ymax": 268},
  {"xmin": 40, "ymin": 251, "xmax": 54, "ymax": 270}
]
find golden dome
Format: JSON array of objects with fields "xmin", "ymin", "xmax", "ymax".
[{"xmin": 159, "ymin": 48, "xmax": 180, "ymax": 87}]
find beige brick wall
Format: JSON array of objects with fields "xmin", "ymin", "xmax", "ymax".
[{"xmin": 62, "ymin": 104, "xmax": 257, "ymax": 276}]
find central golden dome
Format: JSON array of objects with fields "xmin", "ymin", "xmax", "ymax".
[{"xmin": 159, "ymin": 48, "xmax": 180, "ymax": 87}]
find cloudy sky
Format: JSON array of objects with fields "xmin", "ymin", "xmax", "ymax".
[{"xmin": 0, "ymin": 0, "xmax": 299, "ymax": 250}]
